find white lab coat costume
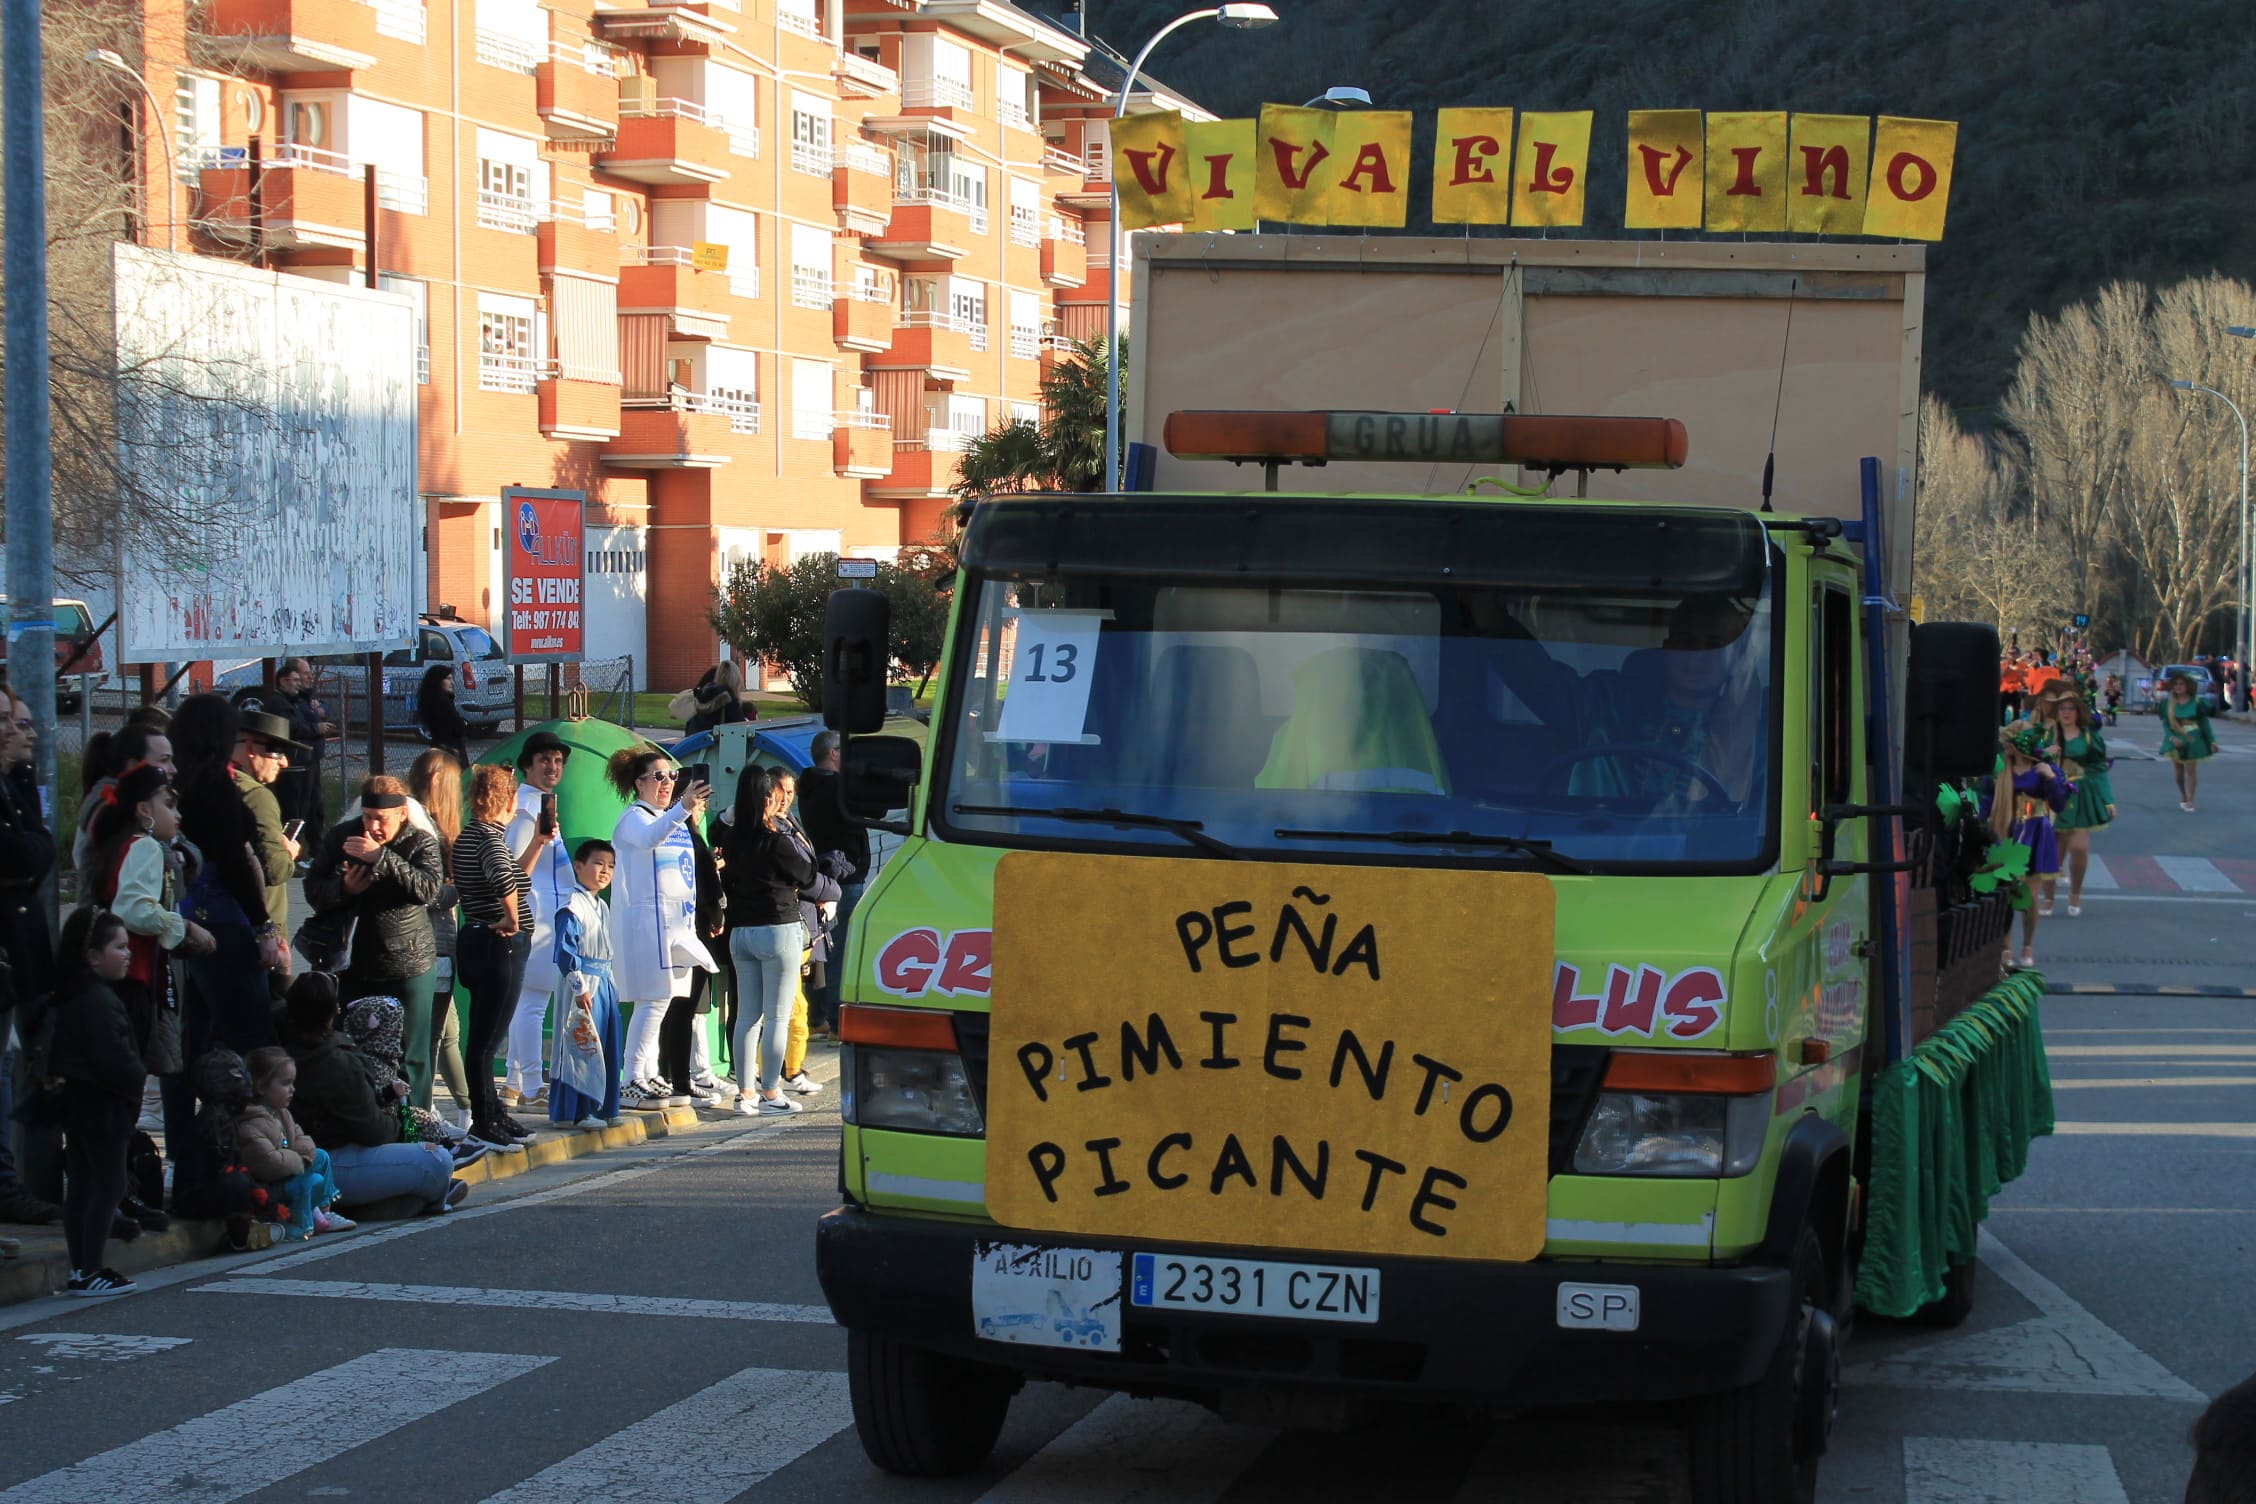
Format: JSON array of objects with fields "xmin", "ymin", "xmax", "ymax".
[
  {"xmin": 610, "ymin": 798, "xmax": 717, "ymax": 1001},
  {"xmin": 505, "ymin": 784, "xmax": 576, "ymax": 991}
]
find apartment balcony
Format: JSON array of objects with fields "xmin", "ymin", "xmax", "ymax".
[
  {"xmin": 865, "ymin": 189, "xmax": 983, "ymax": 260},
  {"xmin": 832, "ymin": 142, "xmax": 893, "ymax": 235},
  {"xmin": 883, "ymin": 313, "xmax": 983, "ymax": 380},
  {"xmin": 599, "ymin": 99, "xmax": 730, "ymax": 187},
  {"xmin": 868, "ymin": 428, "xmax": 967, "ymax": 498},
  {"xmin": 538, "ymin": 369, "xmax": 622, "ymax": 440},
  {"xmin": 618, "ymin": 247, "xmax": 730, "ymax": 340},
  {"xmin": 537, "ymin": 42, "xmax": 623, "ymax": 141},
  {"xmin": 195, "ymin": 145, "xmax": 428, "ymax": 249},
  {"xmin": 536, "ymin": 209, "xmax": 620, "ymax": 280},
  {"xmin": 833, "ymin": 286, "xmax": 895, "ymax": 353},
  {"xmin": 1037, "ymin": 331, "xmax": 1080, "ymax": 378},
  {"xmin": 602, "ymin": 399, "xmax": 744, "ymax": 468},
  {"xmin": 834, "ymin": 50, "xmax": 898, "ymax": 99},
  {"xmin": 199, "ymin": 0, "xmax": 378, "ymax": 71},
  {"xmin": 1041, "ymin": 218, "xmax": 1086, "ymax": 288},
  {"xmin": 833, "ymin": 412, "xmax": 894, "ymax": 478},
  {"xmin": 900, "ymin": 75, "xmax": 975, "ymax": 124}
]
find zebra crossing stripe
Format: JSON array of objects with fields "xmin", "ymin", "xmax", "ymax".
[
  {"xmin": 481, "ymin": 1366, "xmax": 850, "ymax": 1504},
  {"xmin": 2079, "ymin": 855, "xmax": 2117, "ymax": 890},
  {"xmin": 1902, "ymin": 1438, "xmax": 2130, "ymax": 1504},
  {"xmin": 193, "ymin": 1277, "xmax": 835, "ymax": 1325},
  {"xmin": 973, "ymin": 1394, "xmax": 1272, "ymax": 1504},
  {"xmin": 2154, "ymin": 855, "xmax": 2236, "ymax": 893},
  {"xmin": 0, "ymin": 1348, "xmax": 550, "ymax": 1503}
]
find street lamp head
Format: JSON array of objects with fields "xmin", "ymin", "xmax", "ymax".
[
  {"xmin": 2168, "ymin": 379, "xmax": 2195, "ymax": 391},
  {"xmin": 1216, "ymin": 3, "xmax": 1280, "ymax": 28},
  {"xmin": 2229, "ymin": 326, "xmax": 2256, "ymax": 339},
  {"xmin": 86, "ymin": 47, "xmax": 130, "ymax": 70},
  {"xmin": 1304, "ymin": 85, "xmax": 1373, "ymax": 108}
]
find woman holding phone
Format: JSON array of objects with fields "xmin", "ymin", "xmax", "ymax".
[
  {"xmin": 504, "ymin": 732, "xmax": 575, "ymax": 1110},
  {"xmin": 605, "ymin": 747, "xmax": 716, "ymax": 1109}
]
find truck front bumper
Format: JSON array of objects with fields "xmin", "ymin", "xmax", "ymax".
[{"xmin": 816, "ymin": 1207, "xmax": 1792, "ymax": 1408}]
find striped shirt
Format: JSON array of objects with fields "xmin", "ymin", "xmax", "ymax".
[{"xmin": 454, "ymin": 819, "xmax": 529, "ymax": 927}]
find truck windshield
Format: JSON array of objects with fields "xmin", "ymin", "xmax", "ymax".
[{"xmin": 934, "ymin": 500, "xmax": 1779, "ymax": 871}]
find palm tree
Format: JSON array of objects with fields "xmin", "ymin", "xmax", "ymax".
[{"xmin": 950, "ymin": 337, "xmax": 1118, "ymax": 500}]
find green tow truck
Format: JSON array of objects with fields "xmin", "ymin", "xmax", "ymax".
[{"xmin": 810, "ymin": 238, "xmax": 2050, "ymax": 1504}]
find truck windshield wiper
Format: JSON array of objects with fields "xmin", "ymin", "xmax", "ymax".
[
  {"xmin": 1270, "ymin": 826, "xmax": 1590, "ymax": 874},
  {"xmin": 952, "ymin": 803, "xmax": 1242, "ymax": 859}
]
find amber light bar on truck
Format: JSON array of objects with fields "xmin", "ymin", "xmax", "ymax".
[{"xmin": 1163, "ymin": 409, "xmax": 1690, "ymax": 490}]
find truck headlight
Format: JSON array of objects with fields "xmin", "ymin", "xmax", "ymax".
[
  {"xmin": 843, "ymin": 1045, "xmax": 985, "ymax": 1137},
  {"xmin": 1571, "ymin": 1091, "xmax": 1768, "ymax": 1178}
]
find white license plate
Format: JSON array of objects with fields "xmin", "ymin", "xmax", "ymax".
[
  {"xmin": 1131, "ymin": 1253, "xmax": 1380, "ymax": 1324},
  {"xmin": 1556, "ymin": 1282, "xmax": 1641, "ymax": 1331},
  {"xmin": 971, "ymin": 1242, "xmax": 1123, "ymax": 1352}
]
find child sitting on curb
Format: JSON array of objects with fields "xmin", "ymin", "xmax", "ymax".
[
  {"xmin": 237, "ymin": 1047, "xmax": 355, "ymax": 1240},
  {"xmin": 339, "ymin": 997, "xmax": 487, "ymax": 1170}
]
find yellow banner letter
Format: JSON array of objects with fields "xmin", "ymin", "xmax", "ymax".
[
  {"xmin": 1432, "ymin": 107, "xmax": 1514, "ymax": 225},
  {"xmin": 1183, "ymin": 118, "xmax": 1256, "ymax": 232},
  {"xmin": 1325, "ymin": 110, "xmax": 1414, "ymax": 228},
  {"xmin": 1704, "ymin": 111, "xmax": 1787, "ymax": 232},
  {"xmin": 1253, "ymin": 104, "xmax": 1339, "ymax": 225},
  {"xmin": 1108, "ymin": 109, "xmax": 1193, "ymax": 229},
  {"xmin": 1510, "ymin": 110, "xmax": 1592, "ymax": 228},
  {"xmin": 1787, "ymin": 114, "xmax": 1870, "ymax": 234},
  {"xmin": 1624, "ymin": 109, "xmax": 1702, "ymax": 229},
  {"xmin": 1862, "ymin": 116, "xmax": 1958, "ymax": 241}
]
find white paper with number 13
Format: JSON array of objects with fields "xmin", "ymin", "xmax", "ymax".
[{"xmin": 991, "ymin": 609, "xmax": 1107, "ymax": 744}]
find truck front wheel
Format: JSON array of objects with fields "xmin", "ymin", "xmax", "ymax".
[
  {"xmin": 848, "ymin": 1328, "xmax": 1017, "ymax": 1476},
  {"xmin": 1687, "ymin": 1227, "xmax": 1834, "ymax": 1504}
]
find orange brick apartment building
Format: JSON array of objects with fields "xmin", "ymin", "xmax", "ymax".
[{"xmin": 112, "ymin": 0, "xmax": 1207, "ymax": 689}]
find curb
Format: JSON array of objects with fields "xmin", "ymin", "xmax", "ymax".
[
  {"xmin": 2045, "ymin": 982, "xmax": 2256, "ymax": 998},
  {"xmin": 0, "ymin": 1102, "xmax": 722, "ymax": 1308}
]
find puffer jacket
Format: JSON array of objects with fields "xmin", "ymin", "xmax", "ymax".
[
  {"xmin": 233, "ymin": 1102, "xmax": 316, "ymax": 1182},
  {"xmin": 277, "ymin": 1010, "xmax": 402, "ymax": 1149},
  {"xmin": 303, "ymin": 818, "xmax": 443, "ymax": 980},
  {"xmin": 41, "ymin": 975, "xmax": 145, "ymax": 1105}
]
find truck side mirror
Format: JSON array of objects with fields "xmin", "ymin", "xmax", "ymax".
[
  {"xmin": 824, "ymin": 588, "xmax": 892, "ymax": 735},
  {"xmin": 841, "ymin": 733, "xmax": 921, "ymax": 832},
  {"xmin": 1906, "ymin": 622, "xmax": 2003, "ymax": 783}
]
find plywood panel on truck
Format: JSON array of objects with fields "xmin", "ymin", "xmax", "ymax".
[{"xmin": 1127, "ymin": 235, "xmax": 1926, "ymax": 599}]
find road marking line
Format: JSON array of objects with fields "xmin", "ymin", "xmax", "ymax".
[
  {"xmin": 973, "ymin": 1394, "xmax": 1272, "ymax": 1504},
  {"xmin": 2155, "ymin": 855, "xmax": 2237, "ymax": 893},
  {"xmin": 481, "ymin": 1366, "xmax": 850, "ymax": 1503},
  {"xmin": 1850, "ymin": 1230, "xmax": 2206, "ymax": 1401},
  {"xmin": 2059, "ymin": 890, "xmax": 2256, "ymax": 905},
  {"xmin": 2052, "ymin": 1121, "xmax": 2256, "ymax": 1138},
  {"xmin": 2103, "ymin": 855, "xmax": 2172, "ymax": 893},
  {"xmin": 2048, "ymin": 1045, "xmax": 2256, "ymax": 1057},
  {"xmin": 13, "ymin": 1334, "xmax": 192, "ymax": 1362},
  {"xmin": 1902, "ymin": 1438, "xmax": 2130, "ymax": 1504},
  {"xmin": 1449, "ymin": 1422, "xmax": 1680, "ymax": 1503},
  {"xmin": 2079, "ymin": 855, "xmax": 2118, "ymax": 891},
  {"xmin": 1993, "ymin": 1207, "xmax": 2256, "ymax": 1215},
  {"xmin": 0, "ymin": 1347, "xmax": 550, "ymax": 1503},
  {"xmin": 2050, "ymin": 1075, "xmax": 2256, "ymax": 1088},
  {"xmin": 192, "ymin": 1277, "xmax": 835, "ymax": 1325}
]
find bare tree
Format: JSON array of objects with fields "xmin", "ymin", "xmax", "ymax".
[{"xmin": 1913, "ymin": 395, "xmax": 2072, "ymax": 639}]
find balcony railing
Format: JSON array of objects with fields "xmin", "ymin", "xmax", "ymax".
[
  {"xmin": 791, "ymin": 267, "xmax": 835, "ymax": 309},
  {"xmin": 835, "ymin": 51, "xmax": 897, "ymax": 94},
  {"xmin": 550, "ymin": 359, "xmax": 622, "ymax": 385},
  {"xmin": 371, "ymin": 0, "xmax": 426, "ymax": 44},
  {"xmin": 548, "ymin": 37, "xmax": 624, "ymax": 75},
  {"xmin": 474, "ymin": 27, "xmax": 541, "ymax": 73},
  {"xmin": 792, "ymin": 409, "xmax": 836, "ymax": 440},
  {"xmin": 414, "ymin": 345, "xmax": 431, "ymax": 382},
  {"xmin": 895, "ymin": 426, "xmax": 973, "ymax": 452},
  {"xmin": 477, "ymin": 188, "xmax": 539, "ymax": 232},
  {"xmin": 900, "ymin": 309, "xmax": 985, "ymax": 352},
  {"xmin": 479, "ymin": 352, "xmax": 541, "ymax": 392},
  {"xmin": 728, "ymin": 122, "xmax": 760, "ymax": 158},
  {"xmin": 546, "ymin": 199, "xmax": 618, "ymax": 232},
  {"xmin": 621, "ymin": 96, "xmax": 717, "ymax": 124},
  {"xmin": 730, "ymin": 265, "xmax": 760, "ymax": 300},
  {"xmin": 1008, "ymin": 325, "xmax": 1038, "ymax": 360},
  {"xmin": 835, "ymin": 141, "xmax": 892, "ymax": 177},
  {"xmin": 258, "ymin": 141, "xmax": 429, "ymax": 214},
  {"xmin": 1046, "ymin": 216, "xmax": 1085, "ymax": 243},
  {"xmin": 896, "ymin": 183, "xmax": 987, "ymax": 235},
  {"xmin": 1008, "ymin": 208, "xmax": 1039, "ymax": 247},
  {"xmin": 776, "ymin": 6, "xmax": 823, "ymax": 39},
  {"xmin": 902, "ymin": 77, "xmax": 974, "ymax": 110},
  {"xmin": 1040, "ymin": 144, "xmax": 1085, "ymax": 177},
  {"xmin": 625, "ymin": 386, "xmax": 759, "ymax": 432},
  {"xmin": 847, "ymin": 275, "xmax": 895, "ymax": 305},
  {"xmin": 836, "ymin": 408, "xmax": 890, "ymax": 429},
  {"xmin": 998, "ymin": 99, "xmax": 1030, "ymax": 132},
  {"xmin": 791, "ymin": 138, "xmax": 831, "ymax": 177}
]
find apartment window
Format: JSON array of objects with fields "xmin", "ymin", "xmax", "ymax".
[
  {"xmin": 175, "ymin": 73, "xmax": 220, "ymax": 180},
  {"xmin": 706, "ymin": 63, "xmax": 760, "ymax": 159},
  {"xmin": 790, "ymin": 223, "xmax": 833, "ymax": 309},
  {"xmin": 478, "ymin": 292, "xmax": 539, "ymax": 391},
  {"xmin": 789, "ymin": 90, "xmax": 832, "ymax": 177},
  {"xmin": 283, "ymin": 98, "xmax": 326, "ymax": 149},
  {"xmin": 475, "ymin": 0, "xmax": 544, "ymax": 73},
  {"xmin": 370, "ymin": 0, "xmax": 427, "ymax": 45},
  {"xmin": 1007, "ymin": 176, "xmax": 1039, "ymax": 246},
  {"xmin": 926, "ymin": 37, "xmax": 974, "ymax": 109},
  {"xmin": 1009, "ymin": 400, "xmax": 1039, "ymax": 427},
  {"xmin": 951, "ymin": 279, "xmax": 987, "ymax": 351},
  {"xmin": 791, "ymin": 358, "xmax": 835, "ymax": 440},
  {"xmin": 926, "ymin": 393, "xmax": 985, "ymax": 444},
  {"xmin": 476, "ymin": 127, "xmax": 540, "ymax": 232},
  {"xmin": 998, "ymin": 68, "xmax": 1031, "ymax": 131},
  {"xmin": 707, "ymin": 204, "xmax": 761, "ymax": 299},
  {"xmin": 708, "ymin": 346, "xmax": 761, "ymax": 434},
  {"xmin": 1008, "ymin": 289, "xmax": 1040, "ymax": 360},
  {"xmin": 550, "ymin": 275, "xmax": 620, "ymax": 384},
  {"xmin": 378, "ymin": 274, "xmax": 430, "ymax": 383},
  {"xmin": 581, "ymin": 188, "xmax": 615, "ymax": 232},
  {"xmin": 353, "ymin": 97, "xmax": 429, "ymax": 214}
]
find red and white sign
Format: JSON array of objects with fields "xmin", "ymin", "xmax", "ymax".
[
  {"xmin": 1552, "ymin": 962, "xmax": 1726, "ymax": 1041},
  {"xmin": 505, "ymin": 486, "xmax": 585, "ymax": 662},
  {"xmin": 876, "ymin": 928, "xmax": 992, "ymax": 998}
]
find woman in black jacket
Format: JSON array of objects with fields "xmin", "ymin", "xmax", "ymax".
[
  {"xmin": 303, "ymin": 776, "xmax": 444, "ymax": 1105},
  {"xmin": 720, "ymin": 767, "xmax": 814, "ymax": 1114},
  {"xmin": 40, "ymin": 909, "xmax": 145, "ymax": 1296},
  {"xmin": 416, "ymin": 665, "xmax": 470, "ymax": 770}
]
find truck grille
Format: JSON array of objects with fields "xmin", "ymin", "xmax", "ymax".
[{"xmin": 948, "ymin": 1013, "xmax": 1609, "ymax": 1177}]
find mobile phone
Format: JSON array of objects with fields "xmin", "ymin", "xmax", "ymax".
[
  {"xmin": 682, "ymin": 762, "xmax": 711, "ymax": 790},
  {"xmin": 538, "ymin": 792, "xmax": 557, "ymax": 835},
  {"xmin": 283, "ymin": 819, "xmax": 306, "ymax": 843}
]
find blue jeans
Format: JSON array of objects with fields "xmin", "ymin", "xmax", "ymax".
[
  {"xmin": 814, "ymin": 882, "xmax": 864, "ymax": 1031},
  {"xmin": 326, "ymin": 1142, "xmax": 451, "ymax": 1211},
  {"xmin": 730, "ymin": 923, "xmax": 803, "ymax": 1096}
]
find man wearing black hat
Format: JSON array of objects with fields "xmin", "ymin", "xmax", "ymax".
[
  {"xmin": 235, "ymin": 708, "xmax": 312, "ymax": 936},
  {"xmin": 502, "ymin": 731, "xmax": 574, "ymax": 1108}
]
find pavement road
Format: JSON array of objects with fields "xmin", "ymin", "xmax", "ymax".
[{"xmin": 0, "ymin": 730, "xmax": 2247, "ymax": 1503}]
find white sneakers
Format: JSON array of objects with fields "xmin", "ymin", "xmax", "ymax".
[{"xmin": 782, "ymin": 1072, "xmax": 823, "ymax": 1096}]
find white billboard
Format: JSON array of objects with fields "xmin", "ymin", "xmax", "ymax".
[{"xmin": 110, "ymin": 244, "xmax": 419, "ymax": 659}]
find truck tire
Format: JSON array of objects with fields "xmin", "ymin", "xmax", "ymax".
[
  {"xmin": 848, "ymin": 1328, "xmax": 1016, "ymax": 1477},
  {"xmin": 1916, "ymin": 1257, "xmax": 1977, "ymax": 1328},
  {"xmin": 1687, "ymin": 1228, "xmax": 1832, "ymax": 1504}
]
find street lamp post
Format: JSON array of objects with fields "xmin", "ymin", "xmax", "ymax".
[
  {"xmin": 1101, "ymin": 3, "xmax": 1277, "ymax": 494},
  {"xmin": 2223, "ymin": 326, "xmax": 2256, "ymax": 705},
  {"xmin": 2170, "ymin": 376, "xmax": 2249, "ymax": 703},
  {"xmin": 87, "ymin": 47, "xmax": 178, "ymax": 252}
]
